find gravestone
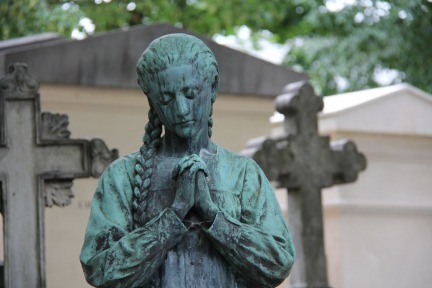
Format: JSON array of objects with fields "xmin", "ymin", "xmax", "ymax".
[
  {"xmin": 243, "ymin": 81, "xmax": 366, "ymax": 288},
  {"xmin": 0, "ymin": 63, "xmax": 117, "ymax": 288}
]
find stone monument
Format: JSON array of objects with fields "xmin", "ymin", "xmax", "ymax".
[
  {"xmin": 80, "ymin": 33, "xmax": 295, "ymax": 287},
  {"xmin": 243, "ymin": 81, "xmax": 366, "ymax": 288},
  {"xmin": 0, "ymin": 63, "xmax": 117, "ymax": 288}
]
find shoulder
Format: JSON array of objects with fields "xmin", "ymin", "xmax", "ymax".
[
  {"xmin": 101, "ymin": 151, "xmax": 138, "ymax": 179},
  {"xmin": 94, "ymin": 152, "xmax": 139, "ymax": 203},
  {"xmin": 216, "ymin": 145, "xmax": 261, "ymax": 171},
  {"xmin": 110, "ymin": 151, "xmax": 138, "ymax": 167}
]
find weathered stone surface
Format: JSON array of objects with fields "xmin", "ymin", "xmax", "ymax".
[
  {"xmin": 0, "ymin": 63, "xmax": 117, "ymax": 287},
  {"xmin": 243, "ymin": 81, "xmax": 366, "ymax": 288}
]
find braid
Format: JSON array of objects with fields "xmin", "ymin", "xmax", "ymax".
[
  {"xmin": 208, "ymin": 100, "xmax": 215, "ymax": 138},
  {"xmin": 132, "ymin": 108, "xmax": 162, "ymax": 228}
]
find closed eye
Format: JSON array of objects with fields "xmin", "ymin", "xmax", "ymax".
[
  {"xmin": 182, "ymin": 86, "xmax": 199, "ymax": 99},
  {"xmin": 160, "ymin": 91, "xmax": 175, "ymax": 105}
]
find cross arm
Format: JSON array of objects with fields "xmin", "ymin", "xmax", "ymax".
[
  {"xmin": 328, "ymin": 139, "xmax": 367, "ymax": 186},
  {"xmin": 37, "ymin": 116, "xmax": 118, "ymax": 208}
]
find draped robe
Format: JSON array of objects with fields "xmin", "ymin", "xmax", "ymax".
[{"xmin": 80, "ymin": 145, "xmax": 295, "ymax": 288}]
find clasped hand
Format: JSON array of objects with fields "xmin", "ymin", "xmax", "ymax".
[{"xmin": 170, "ymin": 154, "xmax": 218, "ymax": 224}]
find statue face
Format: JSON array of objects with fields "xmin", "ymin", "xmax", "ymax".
[{"xmin": 150, "ymin": 65, "xmax": 213, "ymax": 139}]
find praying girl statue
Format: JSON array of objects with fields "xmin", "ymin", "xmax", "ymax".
[{"xmin": 80, "ymin": 33, "xmax": 295, "ymax": 288}]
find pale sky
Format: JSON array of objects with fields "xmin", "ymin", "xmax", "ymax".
[{"xmin": 213, "ymin": 26, "xmax": 288, "ymax": 65}]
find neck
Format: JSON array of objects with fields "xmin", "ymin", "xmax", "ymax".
[{"xmin": 161, "ymin": 129, "xmax": 215, "ymax": 157}]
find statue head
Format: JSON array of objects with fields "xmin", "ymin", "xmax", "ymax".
[
  {"xmin": 136, "ymin": 34, "xmax": 219, "ymax": 140},
  {"xmin": 137, "ymin": 33, "xmax": 219, "ymax": 105}
]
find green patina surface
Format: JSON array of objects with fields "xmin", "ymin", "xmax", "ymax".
[{"xmin": 80, "ymin": 33, "xmax": 295, "ymax": 288}]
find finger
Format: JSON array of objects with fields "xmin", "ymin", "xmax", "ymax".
[
  {"xmin": 172, "ymin": 155, "xmax": 197, "ymax": 180},
  {"xmin": 189, "ymin": 161, "xmax": 209, "ymax": 177},
  {"xmin": 179, "ymin": 158, "xmax": 199, "ymax": 176},
  {"xmin": 179, "ymin": 154, "xmax": 206, "ymax": 176},
  {"xmin": 172, "ymin": 163, "xmax": 180, "ymax": 180},
  {"xmin": 172, "ymin": 160, "xmax": 185, "ymax": 180},
  {"xmin": 188, "ymin": 154, "xmax": 201, "ymax": 162},
  {"xmin": 194, "ymin": 171, "xmax": 216, "ymax": 222},
  {"xmin": 196, "ymin": 170, "xmax": 208, "ymax": 187},
  {"xmin": 194, "ymin": 171, "xmax": 209, "ymax": 203},
  {"xmin": 187, "ymin": 154, "xmax": 208, "ymax": 176}
]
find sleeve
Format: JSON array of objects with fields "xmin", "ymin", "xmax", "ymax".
[
  {"xmin": 79, "ymin": 159, "xmax": 188, "ymax": 288},
  {"xmin": 203, "ymin": 159, "xmax": 296, "ymax": 287}
]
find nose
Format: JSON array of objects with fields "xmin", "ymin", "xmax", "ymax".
[{"xmin": 175, "ymin": 94, "xmax": 189, "ymax": 117}]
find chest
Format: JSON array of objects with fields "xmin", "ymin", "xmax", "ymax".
[{"xmin": 146, "ymin": 156, "xmax": 243, "ymax": 220}]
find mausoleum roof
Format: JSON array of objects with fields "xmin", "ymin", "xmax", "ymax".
[
  {"xmin": 319, "ymin": 83, "xmax": 432, "ymax": 136},
  {"xmin": 0, "ymin": 23, "xmax": 307, "ymax": 97},
  {"xmin": 271, "ymin": 83, "xmax": 432, "ymax": 136}
]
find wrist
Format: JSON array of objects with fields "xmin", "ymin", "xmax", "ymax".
[
  {"xmin": 171, "ymin": 204, "xmax": 185, "ymax": 219},
  {"xmin": 204, "ymin": 205, "xmax": 218, "ymax": 223}
]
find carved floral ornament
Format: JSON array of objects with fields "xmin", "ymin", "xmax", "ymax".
[{"xmin": 41, "ymin": 112, "xmax": 71, "ymax": 140}]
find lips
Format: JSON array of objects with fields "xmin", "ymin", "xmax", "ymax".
[{"xmin": 176, "ymin": 120, "xmax": 194, "ymax": 126}]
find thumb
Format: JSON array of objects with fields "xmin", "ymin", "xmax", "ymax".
[{"xmin": 195, "ymin": 170, "xmax": 208, "ymax": 190}]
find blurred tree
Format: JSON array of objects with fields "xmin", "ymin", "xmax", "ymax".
[
  {"xmin": 2, "ymin": 0, "xmax": 431, "ymax": 95},
  {"xmin": 281, "ymin": 0, "xmax": 432, "ymax": 95},
  {"xmin": 0, "ymin": 0, "xmax": 83, "ymax": 40}
]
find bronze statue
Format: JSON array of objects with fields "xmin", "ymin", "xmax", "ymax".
[{"xmin": 80, "ymin": 33, "xmax": 295, "ymax": 287}]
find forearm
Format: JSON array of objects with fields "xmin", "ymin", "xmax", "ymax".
[
  {"xmin": 203, "ymin": 212, "xmax": 295, "ymax": 287},
  {"xmin": 81, "ymin": 208, "xmax": 188, "ymax": 287}
]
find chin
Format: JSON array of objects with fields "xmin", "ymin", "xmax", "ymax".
[{"xmin": 175, "ymin": 130, "xmax": 194, "ymax": 139}]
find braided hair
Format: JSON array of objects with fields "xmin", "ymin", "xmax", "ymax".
[{"xmin": 133, "ymin": 34, "xmax": 219, "ymax": 228}]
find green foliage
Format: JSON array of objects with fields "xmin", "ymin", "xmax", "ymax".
[
  {"xmin": 282, "ymin": 0, "xmax": 432, "ymax": 95},
  {"xmin": 73, "ymin": 0, "xmax": 297, "ymax": 38},
  {"xmin": 3, "ymin": 0, "xmax": 432, "ymax": 95},
  {"xmin": 0, "ymin": 0, "xmax": 83, "ymax": 39}
]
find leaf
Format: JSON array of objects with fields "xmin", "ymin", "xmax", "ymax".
[{"xmin": 44, "ymin": 180, "xmax": 74, "ymax": 208}]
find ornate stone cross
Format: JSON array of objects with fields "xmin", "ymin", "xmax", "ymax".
[
  {"xmin": 243, "ymin": 81, "xmax": 366, "ymax": 288},
  {"xmin": 0, "ymin": 63, "xmax": 117, "ymax": 288}
]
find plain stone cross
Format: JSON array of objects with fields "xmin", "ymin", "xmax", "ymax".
[
  {"xmin": 0, "ymin": 63, "xmax": 117, "ymax": 288},
  {"xmin": 243, "ymin": 81, "xmax": 366, "ymax": 288}
]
